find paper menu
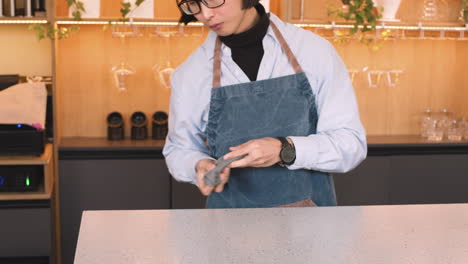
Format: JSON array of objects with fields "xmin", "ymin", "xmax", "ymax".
[{"xmin": 0, "ymin": 83, "xmax": 47, "ymax": 129}]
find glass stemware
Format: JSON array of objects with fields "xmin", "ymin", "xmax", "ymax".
[
  {"xmin": 151, "ymin": 27, "xmax": 180, "ymax": 89},
  {"xmin": 110, "ymin": 25, "xmax": 140, "ymax": 92}
]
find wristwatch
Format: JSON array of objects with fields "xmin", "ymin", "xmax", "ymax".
[{"xmin": 277, "ymin": 137, "xmax": 296, "ymax": 167}]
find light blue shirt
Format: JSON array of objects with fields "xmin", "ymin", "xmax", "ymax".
[{"xmin": 163, "ymin": 14, "xmax": 367, "ymax": 184}]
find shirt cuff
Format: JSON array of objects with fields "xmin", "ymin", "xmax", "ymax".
[{"xmin": 286, "ymin": 136, "xmax": 320, "ymax": 170}]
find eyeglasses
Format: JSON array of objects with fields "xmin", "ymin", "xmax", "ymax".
[{"xmin": 177, "ymin": 0, "xmax": 226, "ymax": 15}]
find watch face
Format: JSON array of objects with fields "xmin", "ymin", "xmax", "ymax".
[{"xmin": 280, "ymin": 145, "xmax": 296, "ymax": 164}]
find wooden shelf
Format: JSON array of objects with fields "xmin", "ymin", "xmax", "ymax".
[
  {"xmin": 0, "ymin": 144, "xmax": 52, "ymax": 165},
  {"xmin": 294, "ymin": 21, "xmax": 468, "ymax": 32},
  {"xmin": 59, "ymin": 137, "xmax": 164, "ymax": 149},
  {"xmin": 0, "ymin": 144, "xmax": 54, "ymax": 201},
  {"xmin": 58, "ymin": 136, "xmax": 468, "ymax": 149},
  {"xmin": 368, "ymin": 135, "xmax": 468, "ymax": 145},
  {"xmin": 0, "ymin": 186, "xmax": 52, "ymax": 200}
]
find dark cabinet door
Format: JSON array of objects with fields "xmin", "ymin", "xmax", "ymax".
[
  {"xmin": 390, "ymin": 155, "xmax": 468, "ymax": 205},
  {"xmin": 333, "ymin": 157, "xmax": 391, "ymax": 206},
  {"xmin": 171, "ymin": 179, "xmax": 206, "ymax": 209},
  {"xmin": 0, "ymin": 207, "xmax": 51, "ymax": 258},
  {"xmin": 59, "ymin": 159, "xmax": 170, "ymax": 264}
]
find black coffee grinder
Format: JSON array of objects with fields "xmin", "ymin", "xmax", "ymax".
[
  {"xmin": 152, "ymin": 111, "xmax": 168, "ymax": 140},
  {"xmin": 107, "ymin": 112, "xmax": 124, "ymax": 140},
  {"xmin": 131, "ymin": 111, "xmax": 148, "ymax": 140}
]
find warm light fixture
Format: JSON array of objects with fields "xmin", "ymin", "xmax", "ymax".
[
  {"xmin": 0, "ymin": 19, "xmax": 47, "ymax": 24},
  {"xmin": 56, "ymin": 20, "xmax": 204, "ymax": 27},
  {"xmin": 53, "ymin": 19, "xmax": 467, "ymax": 32},
  {"xmin": 294, "ymin": 23, "xmax": 468, "ymax": 32}
]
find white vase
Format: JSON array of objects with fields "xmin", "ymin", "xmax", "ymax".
[
  {"xmin": 69, "ymin": 0, "xmax": 100, "ymax": 18},
  {"xmin": 374, "ymin": 0, "xmax": 402, "ymax": 22}
]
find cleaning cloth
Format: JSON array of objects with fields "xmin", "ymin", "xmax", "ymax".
[{"xmin": 203, "ymin": 154, "xmax": 248, "ymax": 187}]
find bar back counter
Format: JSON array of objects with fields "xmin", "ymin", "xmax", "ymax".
[{"xmin": 58, "ymin": 136, "xmax": 468, "ymax": 264}]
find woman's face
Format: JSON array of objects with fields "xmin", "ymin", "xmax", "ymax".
[{"xmin": 194, "ymin": 0, "xmax": 257, "ymax": 36}]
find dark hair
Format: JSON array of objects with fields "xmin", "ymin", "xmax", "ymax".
[{"xmin": 178, "ymin": 0, "xmax": 260, "ymax": 24}]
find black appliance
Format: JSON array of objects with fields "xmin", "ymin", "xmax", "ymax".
[
  {"xmin": 130, "ymin": 112, "xmax": 148, "ymax": 140},
  {"xmin": 107, "ymin": 112, "xmax": 124, "ymax": 140},
  {"xmin": 0, "ymin": 75, "xmax": 19, "ymax": 91},
  {"xmin": 0, "ymin": 124, "xmax": 45, "ymax": 156},
  {"xmin": 152, "ymin": 111, "xmax": 168, "ymax": 140},
  {"xmin": 0, "ymin": 165, "xmax": 42, "ymax": 192}
]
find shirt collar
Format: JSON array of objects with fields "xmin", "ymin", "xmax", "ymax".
[{"xmin": 201, "ymin": 13, "xmax": 285, "ymax": 60}]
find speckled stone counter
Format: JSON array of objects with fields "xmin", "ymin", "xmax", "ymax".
[{"xmin": 74, "ymin": 204, "xmax": 468, "ymax": 264}]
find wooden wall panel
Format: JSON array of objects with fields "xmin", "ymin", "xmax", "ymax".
[
  {"xmin": 334, "ymin": 39, "xmax": 466, "ymax": 135},
  {"xmin": 56, "ymin": 25, "xmax": 205, "ymax": 138},
  {"xmin": 0, "ymin": 25, "xmax": 52, "ymax": 76},
  {"xmin": 457, "ymin": 41, "xmax": 468, "ymax": 117},
  {"xmin": 155, "ymin": 0, "xmax": 180, "ymax": 20},
  {"xmin": 269, "ymin": 0, "xmax": 285, "ymax": 18},
  {"xmin": 56, "ymin": 25, "xmax": 468, "ymax": 138},
  {"xmin": 55, "ymin": 0, "xmax": 68, "ymax": 18},
  {"xmin": 54, "ymin": 1, "xmax": 468, "ymax": 138},
  {"xmin": 100, "ymin": 0, "xmax": 121, "ymax": 18}
]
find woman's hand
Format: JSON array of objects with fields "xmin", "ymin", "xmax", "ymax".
[
  {"xmin": 195, "ymin": 159, "xmax": 231, "ymax": 196},
  {"xmin": 223, "ymin": 137, "xmax": 282, "ymax": 168}
]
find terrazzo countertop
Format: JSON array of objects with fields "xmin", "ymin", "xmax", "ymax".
[{"xmin": 74, "ymin": 204, "xmax": 468, "ymax": 264}]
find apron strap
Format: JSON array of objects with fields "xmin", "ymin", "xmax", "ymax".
[
  {"xmin": 269, "ymin": 22, "xmax": 304, "ymax": 74},
  {"xmin": 213, "ymin": 38, "xmax": 223, "ymax": 88},
  {"xmin": 212, "ymin": 21, "xmax": 303, "ymax": 88}
]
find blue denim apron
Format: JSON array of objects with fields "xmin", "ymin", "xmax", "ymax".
[{"xmin": 205, "ymin": 22, "xmax": 337, "ymax": 208}]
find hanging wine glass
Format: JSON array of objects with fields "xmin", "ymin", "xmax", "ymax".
[
  {"xmin": 110, "ymin": 25, "xmax": 140, "ymax": 92},
  {"xmin": 151, "ymin": 26, "xmax": 181, "ymax": 89},
  {"xmin": 111, "ymin": 61, "xmax": 136, "ymax": 92}
]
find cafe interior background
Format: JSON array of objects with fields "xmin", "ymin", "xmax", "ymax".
[{"xmin": 0, "ymin": 0, "xmax": 467, "ymax": 263}]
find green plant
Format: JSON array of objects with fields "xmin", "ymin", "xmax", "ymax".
[
  {"xmin": 29, "ymin": 0, "xmax": 84, "ymax": 40},
  {"xmin": 120, "ymin": 0, "xmax": 146, "ymax": 20},
  {"xmin": 28, "ymin": 23, "xmax": 80, "ymax": 40},
  {"xmin": 328, "ymin": 0, "xmax": 382, "ymax": 34},
  {"xmin": 101, "ymin": 0, "xmax": 146, "ymax": 31},
  {"xmin": 327, "ymin": 0, "xmax": 389, "ymax": 50}
]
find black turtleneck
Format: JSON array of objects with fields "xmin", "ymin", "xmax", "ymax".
[{"xmin": 219, "ymin": 4, "xmax": 269, "ymax": 82}]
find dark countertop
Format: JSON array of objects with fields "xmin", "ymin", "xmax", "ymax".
[{"xmin": 58, "ymin": 136, "xmax": 468, "ymax": 160}]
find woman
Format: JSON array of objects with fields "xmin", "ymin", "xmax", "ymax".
[{"xmin": 163, "ymin": 0, "xmax": 367, "ymax": 208}]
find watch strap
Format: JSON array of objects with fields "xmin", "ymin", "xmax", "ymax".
[{"xmin": 277, "ymin": 137, "xmax": 295, "ymax": 166}]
